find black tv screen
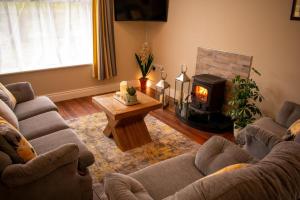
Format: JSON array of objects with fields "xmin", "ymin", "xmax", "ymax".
[{"xmin": 114, "ymin": 0, "xmax": 168, "ymax": 21}]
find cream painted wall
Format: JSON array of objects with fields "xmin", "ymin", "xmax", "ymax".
[
  {"xmin": 0, "ymin": 22, "xmax": 145, "ymax": 95},
  {"xmin": 147, "ymin": 0, "xmax": 300, "ymax": 117}
]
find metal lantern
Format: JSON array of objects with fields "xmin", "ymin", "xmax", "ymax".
[
  {"xmin": 174, "ymin": 64, "xmax": 191, "ymax": 118},
  {"xmin": 155, "ymin": 70, "xmax": 170, "ymax": 108}
]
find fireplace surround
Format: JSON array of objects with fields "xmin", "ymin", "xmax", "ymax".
[{"xmin": 175, "ymin": 47, "xmax": 252, "ymax": 133}]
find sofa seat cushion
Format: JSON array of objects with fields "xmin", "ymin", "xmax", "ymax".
[
  {"xmin": 19, "ymin": 111, "xmax": 69, "ymax": 140},
  {"xmin": 254, "ymin": 117, "xmax": 287, "ymax": 137},
  {"xmin": 130, "ymin": 153, "xmax": 204, "ymax": 200},
  {"xmin": 14, "ymin": 96, "xmax": 58, "ymax": 121},
  {"xmin": 29, "ymin": 129, "xmax": 95, "ymax": 170},
  {"xmin": 195, "ymin": 136, "xmax": 253, "ymax": 176}
]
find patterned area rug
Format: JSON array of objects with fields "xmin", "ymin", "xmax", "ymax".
[{"xmin": 67, "ymin": 112, "xmax": 200, "ymax": 183}]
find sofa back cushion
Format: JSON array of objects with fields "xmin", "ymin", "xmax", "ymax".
[
  {"xmin": 0, "ymin": 99, "xmax": 19, "ymax": 129},
  {"xmin": 195, "ymin": 136, "xmax": 253, "ymax": 175},
  {"xmin": 0, "ymin": 117, "xmax": 36, "ymax": 163},
  {"xmin": 164, "ymin": 141, "xmax": 300, "ymax": 200},
  {"xmin": 0, "ymin": 83, "xmax": 17, "ymax": 110},
  {"xmin": 276, "ymin": 101, "xmax": 300, "ymax": 128}
]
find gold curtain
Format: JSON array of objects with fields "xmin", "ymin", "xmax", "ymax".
[{"xmin": 92, "ymin": 0, "xmax": 117, "ymax": 80}]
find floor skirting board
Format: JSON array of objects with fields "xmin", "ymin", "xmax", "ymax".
[
  {"xmin": 44, "ymin": 79, "xmax": 157, "ymax": 102},
  {"xmin": 44, "ymin": 83, "xmax": 120, "ymax": 102}
]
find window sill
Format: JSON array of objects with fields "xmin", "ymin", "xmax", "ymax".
[{"xmin": 0, "ymin": 64, "xmax": 93, "ymax": 76}]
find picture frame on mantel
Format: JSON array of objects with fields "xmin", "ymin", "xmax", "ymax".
[{"xmin": 291, "ymin": 0, "xmax": 300, "ymax": 20}]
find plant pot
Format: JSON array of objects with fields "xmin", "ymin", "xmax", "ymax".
[
  {"xmin": 139, "ymin": 77, "xmax": 148, "ymax": 91},
  {"xmin": 126, "ymin": 94, "xmax": 137, "ymax": 103}
]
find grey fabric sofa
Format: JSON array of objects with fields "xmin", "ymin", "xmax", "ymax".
[
  {"xmin": 237, "ymin": 101, "xmax": 300, "ymax": 159},
  {"xmin": 103, "ymin": 136, "xmax": 300, "ymax": 200},
  {"xmin": 0, "ymin": 82, "xmax": 95, "ymax": 200}
]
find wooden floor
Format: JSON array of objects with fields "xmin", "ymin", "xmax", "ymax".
[{"xmin": 56, "ymin": 88, "xmax": 234, "ymax": 144}]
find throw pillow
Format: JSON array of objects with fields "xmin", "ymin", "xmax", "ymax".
[
  {"xmin": 288, "ymin": 119, "xmax": 300, "ymax": 135},
  {"xmin": 200, "ymin": 163, "xmax": 250, "ymax": 182},
  {"xmin": 0, "ymin": 117, "xmax": 36, "ymax": 163},
  {"xmin": 104, "ymin": 173, "xmax": 153, "ymax": 200},
  {"xmin": 195, "ymin": 136, "xmax": 253, "ymax": 175},
  {"xmin": 0, "ymin": 99, "xmax": 19, "ymax": 129},
  {"xmin": 0, "ymin": 83, "xmax": 17, "ymax": 110},
  {"xmin": 283, "ymin": 119, "xmax": 300, "ymax": 141},
  {"xmin": 0, "ymin": 135, "xmax": 24, "ymax": 163},
  {"xmin": 207, "ymin": 163, "xmax": 249, "ymax": 177}
]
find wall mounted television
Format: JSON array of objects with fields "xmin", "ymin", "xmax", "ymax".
[{"xmin": 114, "ymin": 0, "xmax": 168, "ymax": 21}]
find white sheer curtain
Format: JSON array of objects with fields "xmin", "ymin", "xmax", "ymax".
[{"xmin": 0, "ymin": 0, "xmax": 92, "ymax": 74}]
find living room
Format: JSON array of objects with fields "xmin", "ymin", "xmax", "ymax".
[{"xmin": 0, "ymin": 0, "xmax": 300, "ymax": 200}]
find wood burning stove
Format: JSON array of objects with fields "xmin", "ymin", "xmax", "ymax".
[
  {"xmin": 176, "ymin": 74, "xmax": 233, "ymax": 133},
  {"xmin": 190, "ymin": 74, "xmax": 226, "ymax": 114}
]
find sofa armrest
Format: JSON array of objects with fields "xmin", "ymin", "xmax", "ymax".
[
  {"xmin": 194, "ymin": 136, "xmax": 253, "ymax": 175},
  {"xmin": 239, "ymin": 125, "xmax": 282, "ymax": 159},
  {"xmin": 104, "ymin": 173, "xmax": 153, "ymax": 200},
  {"xmin": 241, "ymin": 125, "xmax": 282, "ymax": 148},
  {"xmin": 1, "ymin": 143, "xmax": 79, "ymax": 187},
  {"xmin": 5, "ymin": 82, "xmax": 35, "ymax": 103}
]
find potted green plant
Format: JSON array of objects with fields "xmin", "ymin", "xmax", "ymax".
[
  {"xmin": 126, "ymin": 87, "xmax": 137, "ymax": 103},
  {"xmin": 135, "ymin": 42, "xmax": 154, "ymax": 90},
  {"xmin": 227, "ymin": 68, "xmax": 264, "ymax": 137}
]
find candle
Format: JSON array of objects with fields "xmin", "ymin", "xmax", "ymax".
[{"xmin": 120, "ymin": 81, "xmax": 128, "ymax": 100}]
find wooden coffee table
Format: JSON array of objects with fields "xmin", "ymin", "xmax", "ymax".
[{"xmin": 92, "ymin": 91, "xmax": 162, "ymax": 151}]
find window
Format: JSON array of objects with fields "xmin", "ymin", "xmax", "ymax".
[{"xmin": 0, "ymin": 0, "xmax": 92, "ymax": 74}]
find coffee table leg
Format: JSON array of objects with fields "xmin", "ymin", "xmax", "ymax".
[
  {"xmin": 103, "ymin": 114, "xmax": 117, "ymax": 137},
  {"xmin": 103, "ymin": 125, "xmax": 112, "ymax": 137},
  {"xmin": 103, "ymin": 113, "xmax": 152, "ymax": 151}
]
